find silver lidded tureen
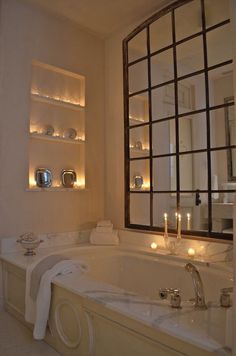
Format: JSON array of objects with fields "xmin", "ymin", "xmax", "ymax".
[{"xmin": 17, "ymin": 232, "xmax": 43, "ymax": 256}]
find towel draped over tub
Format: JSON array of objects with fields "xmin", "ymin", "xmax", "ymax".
[{"xmin": 25, "ymin": 254, "xmax": 88, "ymax": 340}]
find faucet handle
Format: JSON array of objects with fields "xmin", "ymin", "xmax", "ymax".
[
  {"xmin": 220, "ymin": 287, "xmax": 233, "ymax": 308},
  {"xmin": 159, "ymin": 288, "xmax": 181, "ymax": 308}
]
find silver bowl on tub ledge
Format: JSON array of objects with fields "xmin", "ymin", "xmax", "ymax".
[{"xmin": 17, "ymin": 232, "xmax": 43, "ymax": 256}]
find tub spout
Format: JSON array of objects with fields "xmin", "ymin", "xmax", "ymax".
[{"xmin": 185, "ymin": 263, "xmax": 207, "ymax": 310}]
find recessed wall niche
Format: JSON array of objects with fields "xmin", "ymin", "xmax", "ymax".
[{"xmin": 28, "ymin": 60, "xmax": 86, "ymax": 191}]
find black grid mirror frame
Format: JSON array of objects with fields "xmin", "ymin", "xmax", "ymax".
[{"xmin": 123, "ymin": 0, "xmax": 235, "ymax": 240}]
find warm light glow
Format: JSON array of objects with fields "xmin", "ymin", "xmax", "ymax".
[
  {"xmin": 74, "ymin": 177, "xmax": 85, "ymax": 189},
  {"xmin": 142, "ymin": 181, "xmax": 150, "ymax": 190},
  {"xmin": 178, "ymin": 214, "xmax": 181, "ymax": 221},
  {"xmin": 187, "ymin": 213, "xmax": 191, "ymax": 220},
  {"xmin": 164, "ymin": 213, "xmax": 168, "ymax": 220},
  {"xmin": 31, "ymin": 90, "xmax": 84, "ymax": 107},
  {"xmin": 188, "ymin": 248, "xmax": 195, "ymax": 258},
  {"xmin": 29, "ymin": 175, "xmax": 37, "ymax": 188},
  {"xmin": 151, "ymin": 242, "xmax": 157, "ymax": 250}
]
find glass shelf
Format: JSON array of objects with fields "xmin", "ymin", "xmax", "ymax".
[
  {"xmin": 29, "ymin": 132, "xmax": 85, "ymax": 145},
  {"xmin": 31, "ymin": 93, "xmax": 85, "ymax": 112},
  {"xmin": 26, "ymin": 187, "xmax": 87, "ymax": 192}
]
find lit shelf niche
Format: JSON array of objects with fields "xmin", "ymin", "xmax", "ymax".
[{"xmin": 28, "ymin": 60, "xmax": 86, "ymax": 191}]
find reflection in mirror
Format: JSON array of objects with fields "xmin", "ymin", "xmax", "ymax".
[
  {"xmin": 153, "ymin": 193, "xmax": 176, "ymax": 228},
  {"xmin": 175, "ymin": 0, "xmax": 201, "ymax": 41},
  {"xmin": 180, "ymin": 152, "xmax": 208, "ymax": 191},
  {"xmin": 211, "ymin": 193, "xmax": 233, "ymax": 234},
  {"xmin": 179, "ymin": 113, "xmax": 206, "ymax": 152},
  {"xmin": 130, "ymin": 194, "xmax": 150, "ymax": 225},
  {"xmin": 152, "ymin": 119, "xmax": 175, "ymax": 156},
  {"xmin": 181, "ymin": 193, "xmax": 208, "ymax": 231},
  {"xmin": 209, "ymin": 64, "xmax": 234, "ymax": 108},
  {"xmin": 129, "ymin": 60, "xmax": 148, "ymax": 93},
  {"xmin": 129, "ymin": 125, "xmax": 149, "ymax": 159},
  {"xmin": 150, "ymin": 13, "xmax": 172, "ymax": 53},
  {"xmin": 129, "ymin": 92, "xmax": 149, "ymax": 125},
  {"xmin": 124, "ymin": 0, "xmax": 234, "ymax": 239},
  {"xmin": 178, "ymin": 74, "xmax": 205, "ymax": 114},
  {"xmin": 176, "ymin": 36, "xmax": 204, "ymax": 77},
  {"xmin": 225, "ymin": 99, "xmax": 236, "ymax": 180},
  {"xmin": 153, "ymin": 156, "xmax": 176, "ymax": 191},
  {"xmin": 205, "ymin": 0, "xmax": 230, "ymax": 28},
  {"xmin": 130, "ymin": 159, "xmax": 150, "ymax": 191},
  {"xmin": 210, "ymin": 108, "xmax": 228, "ymax": 148},
  {"xmin": 207, "ymin": 23, "xmax": 232, "ymax": 67},
  {"xmin": 152, "ymin": 84, "xmax": 175, "ymax": 120},
  {"xmin": 211, "ymin": 148, "xmax": 236, "ymax": 195},
  {"xmin": 128, "ymin": 29, "xmax": 147, "ymax": 63},
  {"xmin": 151, "ymin": 49, "xmax": 174, "ymax": 86}
]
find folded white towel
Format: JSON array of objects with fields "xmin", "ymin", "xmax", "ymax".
[
  {"xmin": 90, "ymin": 229, "xmax": 119, "ymax": 245},
  {"xmin": 97, "ymin": 220, "xmax": 113, "ymax": 227},
  {"xmin": 95, "ymin": 226, "xmax": 113, "ymax": 233},
  {"xmin": 25, "ymin": 256, "xmax": 88, "ymax": 340}
]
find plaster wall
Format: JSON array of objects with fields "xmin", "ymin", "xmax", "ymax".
[{"xmin": 0, "ymin": 0, "xmax": 105, "ymax": 238}]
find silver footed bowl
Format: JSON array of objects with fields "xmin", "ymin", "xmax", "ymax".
[{"xmin": 17, "ymin": 232, "xmax": 43, "ymax": 256}]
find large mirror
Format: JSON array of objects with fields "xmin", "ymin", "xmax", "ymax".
[{"xmin": 124, "ymin": 0, "xmax": 235, "ymax": 239}]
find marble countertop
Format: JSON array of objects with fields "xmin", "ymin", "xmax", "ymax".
[{"xmin": 0, "ymin": 243, "xmax": 233, "ymax": 354}]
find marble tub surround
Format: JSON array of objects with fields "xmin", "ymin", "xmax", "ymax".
[
  {"xmin": 0, "ymin": 245, "xmax": 233, "ymax": 355},
  {"xmin": 119, "ymin": 229, "xmax": 233, "ymax": 264},
  {"xmin": 0, "ymin": 229, "xmax": 90, "ymax": 254}
]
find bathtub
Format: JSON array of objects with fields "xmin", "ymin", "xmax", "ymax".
[{"xmin": 1, "ymin": 245, "xmax": 233, "ymax": 356}]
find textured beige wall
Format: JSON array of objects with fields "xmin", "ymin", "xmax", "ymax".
[{"xmin": 0, "ymin": 0, "xmax": 105, "ymax": 238}]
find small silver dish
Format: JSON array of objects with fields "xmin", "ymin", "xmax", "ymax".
[
  {"xmin": 17, "ymin": 232, "xmax": 43, "ymax": 256},
  {"xmin": 61, "ymin": 170, "xmax": 76, "ymax": 188},
  {"xmin": 63, "ymin": 128, "xmax": 77, "ymax": 139},
  {"xmin": 35, "ymin": 168, "xmax": 52, "ymax": 188}
]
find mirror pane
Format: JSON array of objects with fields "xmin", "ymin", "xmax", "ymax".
[
  {"xmin": 129, "ymin": 92, "xmax": 149, "ymax": 126},
  {"xmin": 130, "ymin": 159, "xmax": 150, "ymax": 191},
  {"xmin": 181, "ymin": 192, "xmax": 208, "ymax": 231},
  {"xmin": 180, "ymin": 151, "xmax": 208, "ymax": 191},
  {"xmin": 209, "ymin": 64, "xmax": 234, "ymax": 108},
  {"xmin": 179, "ymin": 113, "xmax": 206, "ymax": 152},
  {"xmin": 128, "ymin": 29, "xmax": 147, "ymax": 63},
  {"xmin": 177, "ymin": 36, "xmax": 204, "ymax": 77},
  {"xmin": 130, "ymin": 193, "xmax": 150, "ymax": 225},
  {"xmin": 210, "ymin": 106, "xmax": 234, "ymax": 148},
  {"xmin": 211, "ymin": 148, "xmax": 236, "ymax": 186},
  {"xmin": 152, "ymin": 84, "xmax": 175, "ymax": 120},
  {"xmin": 129, "ymin": 60, "xmax": 148, "ymax": 93},
  {"xmin": 152, "ymin": 119, "xmax": 176, "ymax": 156},
  {"xmin": 178, "ymin": 74, "xmax": 205, "ymax": 114},
  {"xmin": 150, "ymin": 13, "xmax": 172, "ymax": 53},
  {"xmin": 205, "ymin": 0, "xmax": 230, "ymax": 28},
  {"xmin": 153, "ymin": 156, "xmax": 176, "ymax": 191},
  {"xmin": 130, "ymin": 126, "xmax": 149, "ymax": 159},
  {"xmin": 211, "ymin": 194, "xmax": 233, "ymax": 234},
  {"xmin": 207, "ymin": 24, "xmax": 232, "ymax": 68},
  {"xmin": 151, "ymin": 49, "xmax": 174, "ymax": 86},
  {"xmin": 153, "ymin": 193, "xmax": 176, "ymax": 228},
  {"xmin": 175, "ymin": 0, "xmax": 202, "ymax": 41}
]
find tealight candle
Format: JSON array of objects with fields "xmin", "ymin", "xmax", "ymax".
[
  {"xmin": 187, "ymin": 213, "xmax": 191, "ymax": 230},
  {"xmin": 151, "ymin": 242, "xmax": 157, "ymax": 250},
  {"xmin": 188, "ymin": 248, "xmax": 195, "ymax": 258}
]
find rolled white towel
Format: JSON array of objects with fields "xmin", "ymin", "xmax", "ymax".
[
  {"xmin": 97, "ymin": 220, "xmax": 113, "ymax": 227},
  {"xmin": 95, "ymin": 226, "xmax": 113, "ymax": 233},
  {"xmin": 90, "ymin": 229, "xmax": 119, "ymax": 245}
]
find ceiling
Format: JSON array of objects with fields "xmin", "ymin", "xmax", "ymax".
[{"xmin": 23, "ymin": 0, "xmax": 170, "ymax": 38}]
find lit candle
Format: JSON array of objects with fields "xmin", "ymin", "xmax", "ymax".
[
  {"xmin": 188, "ymin": 248, "xmax": 195, "ymax": 258},
  {"xmin": 187, "ymin": 213, "xmax": 191, "ymax": 230},
  {"xmin": 177, "ymin": 214, "xmax": 181, "ymax": 239},
  {"xmin": 164, "ymin": 213, "xmax": 168, "ymax": 236},
  {"xmin": 151, "ymin": 242, "xmax": 157, "ymax": 250}
]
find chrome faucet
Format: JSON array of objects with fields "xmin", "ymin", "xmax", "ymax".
[{"xmin": 185, "ymin": 263, "xmax": 207, "ymax": 310}]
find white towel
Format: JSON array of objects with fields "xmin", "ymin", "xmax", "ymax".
[
  {"xmin": 90, "ymin": 229, "xmax": 119, "ymax": 245},
  {"xmin": 95, "ymin": 226, "xmax": 113, "ymax": 233},
  {"xmin": 25, "ymin": 257, "xmax": 88, "ymax": 340},
  {"xmin": 97, "ymin": 220, "xmax": 113, "ymax": 227}
]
